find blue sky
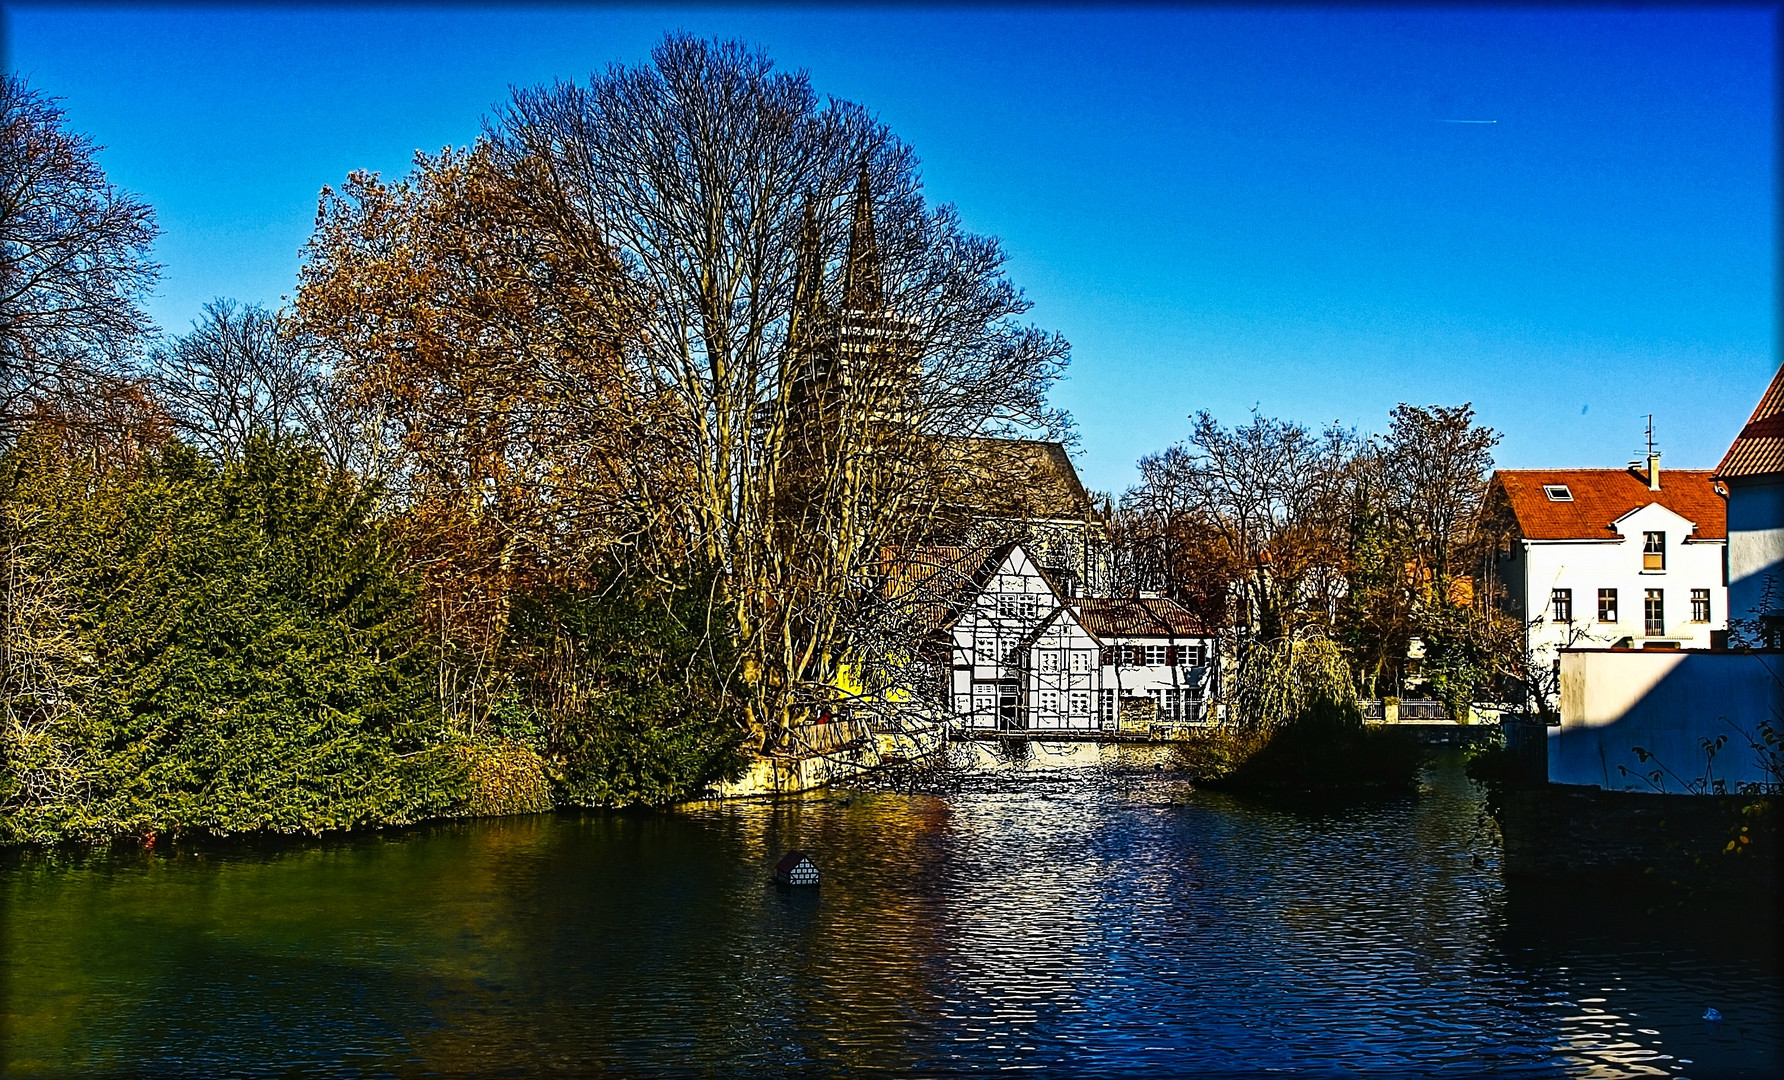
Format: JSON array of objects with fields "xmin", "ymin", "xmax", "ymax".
[{"xmin": 6, "ymin": 6, "xmax": 1775, "ymax": 493}]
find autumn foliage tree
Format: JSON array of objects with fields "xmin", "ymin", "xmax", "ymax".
[
  {"xmin": 1123, "ymin": 403, "xmax": 1515, "ymax": 716},
  {"xmin": 487, "ymin": 36, "xmax": 1072, "ymax": 746},
  {"xmin": 297, "ymin": 140, "xmax": 684, "ymax": 740}
]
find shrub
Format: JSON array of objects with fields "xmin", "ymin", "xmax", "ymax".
[
  {"xmin": 0, "ymin": 432, "xmax": 464, "ymax": 843},
  {"xmin": 1181, "ymin": 698, "xmax": 1427, "ymax": 797},
  {"xmin": 452, "ymin": 739, "xmax": 554, "ymax": 817},
  {"xmin": 503, "ymin": 568, "xmax": 748, "ymax": 808}
]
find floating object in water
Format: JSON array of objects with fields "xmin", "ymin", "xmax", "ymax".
[
  {"xmin": 774, "ymin": 850, "xmax": 819, "ymax": 887},
  {"xmin": 1703, "ymin": 1008, "xmax": 1722, "ymax": 1022}
]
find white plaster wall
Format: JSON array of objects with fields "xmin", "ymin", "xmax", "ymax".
[
  {"xmin": 1100, "ymin": 637, "xmax": 1217, "ymax": 723},
  {"xmin": 1024, "ymin": 615, "xmax": 1101, "ymax": 730},
  {"xmin": 950, "ymin": 547, "xmax": 1058, "ymax": 726},
  {"xmin": 1553, "ymin": 649, "xmax": 1783, "ymax": 791},
  {"xmin": 1727, "ymin": 479, "xmax": 1784, "ymax": 622},
  {"xmin": 1522, "ymin": 503, "xmax": 1726, "ymax": 671}
]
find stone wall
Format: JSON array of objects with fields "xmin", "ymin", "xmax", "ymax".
[{"xmin": 1497, "ymin": 783, "xmax": 1777, "ymax": 892}]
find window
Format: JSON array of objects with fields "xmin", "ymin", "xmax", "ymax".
[
  {"xmin": 1162, "ymin": 688, "xmax": 1181, "ymax": 720},
  {"xmin": 997, "ymin": 594, "xmax": 1039, "ymax": 620},
  {"xmin": 1181, "ymin": 644, "xmax": 1207, "ymax": 668},
  {"xmin": 1644, "ymin": 589, "xmax": 1664, "ymax": 636},
  {"xmin": 1183, "ymin": 688, "xmax": 1205, "ymax": 722},
  {"xmin": 1038, "ymin": 651, "xmax": 1061, "ymax": 673},
  {"xmin": 1098, "ymin": 689, "xmax": 1116, "ymax": 723},
  {"xmin": 1143, "ymin": 644, "xmax": 1168, "ymax": 666},
  {"xmin": 972, "ymin": 687, "xmax": 995, "ymax": 720},
  {"xmin": 1069, "ymin": 691, "xmax": 1090, "ymax": 715},
  {"xmin": 1691, "ymin": 589, "xmax": 1711, "ymax": 622},
  {"xmin": 1643, "ymin": 531, "xmax": 1666, "ymax": 571},
  {"xmin": 1598, "ymin": 589, "xmax": 1618, "ymax": 623},
  {"xmin": 1069, "ymin": 650, "xmax": 1092, "ymax": 673},
  {"xmin": 1109, "ymin": 644, "xmax": 1153, "ymax": 667},
  {"xmin": 1037, "ymin": 689, "xmax": 1059, "ymax": 715},
  {"xmin": 1542, "ymin": 484, "xmax": 1573, "ymax": 502},
  {"xmin": 1551, "ymin": 588, "xmax": 1572, "ymax": 623}
]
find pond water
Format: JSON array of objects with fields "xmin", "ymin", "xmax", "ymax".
[{"xmin": 3, "ymin": 751, "xmax": 1779, "ymax": 1077}]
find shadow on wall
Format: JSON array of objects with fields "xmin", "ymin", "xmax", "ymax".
[{"xmin": 1553, "ymin": 649, "xmax": 1783, "ymax": 793}]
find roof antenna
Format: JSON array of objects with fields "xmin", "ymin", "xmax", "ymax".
[{"xmin": 1643, "ymin": 414, "xmax": 1661, "ymax": 491}]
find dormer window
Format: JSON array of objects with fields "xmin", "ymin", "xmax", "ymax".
[
  {"xmin": 1642, "ymin": 531, "xmax": 1666, "ymax": 571},
  {"xmin": 1542, "ymin": 484, "xmax": 1573, "ymax": 502}
]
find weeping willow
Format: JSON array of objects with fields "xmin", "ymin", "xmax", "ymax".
[{"xmin": 1230, "ymin": 636, "xmax": 1356, "ymax": 732}]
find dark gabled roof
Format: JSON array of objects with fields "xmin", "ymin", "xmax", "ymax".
[
  {"xmin": 1072, "ymin": 597, "xmax": 1211, "ymax": 638},
  {"xmin": 933, "ymin": 437, "xmax": 1092, "ymax": 520},
  {"xmin": 1491, "ymin": 469, "xmax": 1725, "ymax": 541},
  {"xmin": 1717, "ymin": 365, "xmax": 1784, "ymax": 480},
  {"xmin": 774, "ymin": 850, "xmax": 813, "ymax": 872}
]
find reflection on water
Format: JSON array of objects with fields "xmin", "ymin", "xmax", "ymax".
[{"xmin": 3, "ymin": 753, "xmax": 1778, "ymax": 1077}]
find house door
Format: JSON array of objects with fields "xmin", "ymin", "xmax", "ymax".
[{"xmin": 998, "ymin": 685, "xmax": 1022, "ymax": 730}]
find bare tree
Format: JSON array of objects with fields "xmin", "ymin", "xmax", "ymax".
[
  {"xmin": 0, "ymin": 75, "xmax": 158, "ymax": 441},
  {"xmin": 145, "ymin": 299, "xmax": 322, "ymax": 461},
  {"xmin": 487, "ymin": 36, "xmax": 1073, "ymax": 743},
  {"xmin": 1127, "ymin": 410, "xmax": 1356, "ymax": 643},
  {"xmin": 1379, "ymin": 403, "xmax": 1499, "ymax": 584}
]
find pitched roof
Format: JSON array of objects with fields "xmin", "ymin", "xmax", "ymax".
[
  {"xmin": 933, "ymin": 437, "xmax": 1092, "ymax": 520},
  {"xmin": 883, "ymin": 541, "xmax": 1018, "ymax": 637},
  {"xmin": 1491, "ymin": 469, "xmax": 1725, "ymax": 542},
  {"xmin": 1716, "ymin": 365, "xmax": 1784, "ymax": 480},
  {"xmin": 1016, "ymin": 604, "xmax": 1089, "ymax": 649},
  {"xmin": 1071, "ymin": 597, "xmax": 1212, "ymax": 638}
]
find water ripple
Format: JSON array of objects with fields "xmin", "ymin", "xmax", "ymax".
[{"xmin": 3, "ymin": 754, "xmax": 1779, "ymax": 1077}]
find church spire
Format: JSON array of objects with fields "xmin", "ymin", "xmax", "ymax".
[
  {"xmin": 789, "ymin": 195, "xmax": 824, "ymax": 345},
  {"xmin": 841, "ymin": 160, "xmax": 882, "ymax": 312}
]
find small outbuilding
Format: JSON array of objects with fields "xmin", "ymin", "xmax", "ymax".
[{"xmin": 774, "ymin": 850, "xmax": 819, "ymax": 887}]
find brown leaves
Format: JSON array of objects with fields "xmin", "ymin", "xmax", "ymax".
[{"xmin": 296, "ymin": 141, "xmax": 683, "ymax": 728}]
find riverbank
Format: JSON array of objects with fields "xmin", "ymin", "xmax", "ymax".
[
  {"xmin": 6, "ymin": 753, "xmax": 1778, "ymax": 1076},
  {"xmin": 1494, "ymin": 783, "xmax": 1779, "ymax": 896}
]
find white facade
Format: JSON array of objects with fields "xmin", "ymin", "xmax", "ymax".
[
  {"xmin": 1093, "ymin": 634, "xmax": 1218, "ymax": 728},
  {"xmin": 1555, "ymin": 649, "xmax": 1782, "ymax": 792},
  {"xmin": 1726, "ymin": 477, "xmax": 1784, "ymax": 634},
  {"xmin": 943, "ymin": 545, "xmax": 1217, "ymax": 732},
  {"xmin": 1504, "ymin": 501, "xmax": 1725, "ymax": 671},
  {"xmin": 946, "ymin": 545, "xmax": 1074, "ymax": 731},
  {"xmin": 1018, "ymin": 606, "xmax": 1105, "ymax": 731}
]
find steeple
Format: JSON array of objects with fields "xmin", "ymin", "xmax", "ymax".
[
  {"xmin": 841, "ymin": 161, "xmax": 882, "ymax": 313},
  {"xmin": 788, "ymin": 195, "xmax": 825, "ymax": 362}
]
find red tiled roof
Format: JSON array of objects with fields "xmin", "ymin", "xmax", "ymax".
[
  {"xmin": 883, "ymin": 542, "xmax": 1016, "ymax": 637},
  {"xmin": 1491, "ymin": 469, "xmax": 1725, "ymax": 542},
  {"xmin": 1072, "ymin": 597, "xmax": 1212, "ymax": 638},
  {"xmin": 1716, "ymin": 366, "xmax": 1784, "ymax": 480}
]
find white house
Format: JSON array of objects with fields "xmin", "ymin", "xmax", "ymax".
[
  {"xmin": 1717, "ymin": 365, "xmax": 1784, "ymax": 645},
  {"xmin": 1013, "ymin": 603, "xmax": 1105, "ymax": 731},
  {"xmin": 930, "ymin": 543, "xmax": 1217, "ymax": 732},
  {"xmin": 1073, "ymin": 597, "xmax": 1219, "ymax": 728},
  {"xmin": 937, "ymin": 542, "xmax": 1074, "ymax": 730},
  {"xmin": 1489, "ymin": 460, "xmax": 1727, "ymax": 703}
]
